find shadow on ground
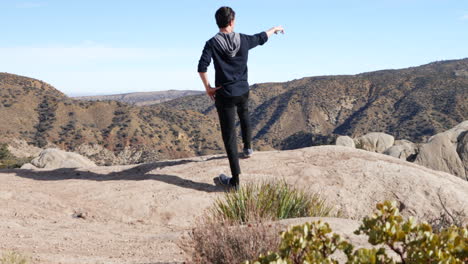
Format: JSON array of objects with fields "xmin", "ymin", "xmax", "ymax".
[{"xmin": 2, "ymin": 156, "xmax": 229, "ymax": 193}]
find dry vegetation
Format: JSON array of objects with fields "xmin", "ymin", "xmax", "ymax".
[{"xmin": 187, "ymin": 180, "xmax": 337, "ymax": 263}]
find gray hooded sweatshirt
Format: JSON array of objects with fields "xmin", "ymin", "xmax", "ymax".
[{"xmin": 213, "ymin": 32, "xmax": 241, "ymax": 57}]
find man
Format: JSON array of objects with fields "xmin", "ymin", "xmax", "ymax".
[{"xmin": 197, "ymin": 6, "xmax": 284, "ymax": 189}]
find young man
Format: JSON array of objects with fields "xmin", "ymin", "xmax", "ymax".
[{"xmin": 197, "ymin": 6, "xmax": 284, "ymax": 189}]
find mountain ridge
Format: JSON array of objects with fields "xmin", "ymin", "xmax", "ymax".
[{"xmin": 1, "ymin": 58, "xmax": 467, "ymax": 164}]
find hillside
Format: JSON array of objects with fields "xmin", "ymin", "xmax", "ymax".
[
  {"xmin": 74, "ymin": 90, "xmax": 204, "ymax": 106},
  {"xmin": 163, "ymin": 58, "xmax": 468, "ymax": 148},
  {"xmin": 1, "ymin": 146, "xmax": 467, "ymax": 263},
  {"xmin": 0, "ymin": 73, "xmax": 224, "ymax": 165},
  {"xmin": 1, "ymin": 59, "xmax": 467, "ymax": 164}
]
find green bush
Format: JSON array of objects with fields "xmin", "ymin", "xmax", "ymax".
[
  {"xmin": 0, "ymin": 144, "xmax": 9, "ymax": 160},
  {"xmin": 247, "ymin": 201, "xmax": 468, "ymax": 263},
  {"xmin": 0, "ymin": 144, "xmax": 32, "ymax": 169},
  {"xmin": 212, "ymin": 180, "xmax": 335, "ymax": 223}
]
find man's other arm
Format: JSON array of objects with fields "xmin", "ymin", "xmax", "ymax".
[{"xmin": 197, "ymin": 41, "xmax": 220, "ymax": 101}]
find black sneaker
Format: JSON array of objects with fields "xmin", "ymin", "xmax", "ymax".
[
  {"xmin": 218, "ymin": 174, "xmax": 239, "ymax": 191},
  {"xmin": 218, "ymin": 174, "xmax": 231, "ymax": 186},
  {"xmin": 243, "ymin": 148, "xmax": 254, "ymax": 158}
]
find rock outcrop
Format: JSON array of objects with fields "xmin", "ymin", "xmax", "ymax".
[
  {"xmin": 1, "ymin": 145, "xmax": 467, "ymax": 263},
  {"xmin": 30, "ymin": 148, "xmax": 96, "ymax": 169},
  {"xmin": 383, "ymin": 139, "xmax": 418, "ymax": 161},
  {"xmin": 456, "ymin": 131, "xmax": 468, "ymax": 177},
  {"xmin": 415, "ymin": 121, "xmax": 468, "ymax": 180},
  {"xmin": 335, "ymin": 136, "xmax": 355, "ymax": 148},
  {"xmin": 353, "ymin": 132, "xmax": 394, "ymax": 153}
]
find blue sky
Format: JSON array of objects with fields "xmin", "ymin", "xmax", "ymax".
[{"xmin": 0, "ymin": 0, "xmax": 467, "ymax": 96}]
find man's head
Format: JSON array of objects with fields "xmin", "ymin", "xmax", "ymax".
[{"xmin": 215, "ymin": 6, "xmax": 235, "ymax": 29}]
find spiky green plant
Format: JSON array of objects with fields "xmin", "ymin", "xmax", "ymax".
[{"xmin": 212, "ymin": 180, "xmax": 335, "ymax": 223}]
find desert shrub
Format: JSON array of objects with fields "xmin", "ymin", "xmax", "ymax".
[
  {"xmin": 0, "ymin": 251, "xmax": 29, "ymax": 264},
  {"xmin": 212, "ymin": 180, "xmax": 335, "ymax": 223},
  {"xmin": 187, "ymin": 180, "xmax": 335, "ymax": 263},
  {"xmin": 188, "ymin": 217, "xmax": 281, "ymax": 264},
  {"xmin": 0, "ymin": 144, "xmax": 9, "ymax": 160},
  {"xmin": 0, "ymin": 144, "xmax": 32, "ymax": 169},
  {"xmin": 427, "ymin": 191, "xmax": 467, "ymax": 233},
  {"xmin": 247, "ymin": 201, "xmax": 468, "ymax": 264}
]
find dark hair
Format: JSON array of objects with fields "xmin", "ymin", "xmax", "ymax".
[{"xmin": 215, "ymin": 6, "xmax": 235, "ymax": 28}]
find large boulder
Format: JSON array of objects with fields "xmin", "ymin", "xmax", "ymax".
[
  {"xmin": 383, "ymin": 139, "xmax": 418, "ymax": 161},
  {"xmin": 456, "ymin": 131, "xmax": 468, "ymax": 177},
  {"xmin": 415, "ymin": 121, "xmax": 468, "ymax": 180},
  {"xmin": 335, "ymin": 136, "xmax": 355, "ymax": 148},
  {"xmin": 354, "ymin": 132, "xmax": 394, "ymax": 153},
  {"xmin": 31, "ymin": 148, "xmax": 96, "ymax": 169}
]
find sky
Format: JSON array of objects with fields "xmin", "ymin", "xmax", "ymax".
[{"xmin": 0, "ymin": 0, "xmax": 467, "ymax": 96}]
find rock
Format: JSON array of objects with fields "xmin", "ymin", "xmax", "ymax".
[
  {"xmin": 354, "ymin": 132, "xmax": 394, "ymax": 153},
  {"xmin": 1, "ymin": 145, "xmax": 468, "ymax": 263},
  {"xmin": 20, "ymin": 163, "xmax": 37, "ymax": 170},
  {"xmin": 415, "ymin": 121, "xmax": 468, "ymax": 180},
  {"xmin": 31, "ymin": 148, "xmax": 96, "ymax": 169},
  {"xmin": 335, "ymin": 136, "xmax": 355, "ymax": 148},
  {"xmin": 383, "ymin": 139, "xmax": 418, "ymax": 161},
  {"xmin": 6, "ymin": 139, "xmax": 42, "ymax": 158},
  {"xmin": 76, "ymin": 144, "xmax": 150, "ymax": 166},
  {"xmin": 456, "ymin": 131, "xmax": 468, "ymax": 177}
]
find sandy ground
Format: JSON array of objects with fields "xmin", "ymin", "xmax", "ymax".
[{"xmin": 0, "ymin": 146, "xmax": 467, "ymax": 263}]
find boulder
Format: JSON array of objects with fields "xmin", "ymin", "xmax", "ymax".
[
  {"xmin": 31, "ymin": 148, "xmax": 96, "ymax": 169},
  {"xmin": 415, "ymin": 121, "xmax": 468, "ymax": 180},
  {"xmin": 20, "ymin": 163, "xmax": 38, "ymax": 170},
  {"xmin": 354, "ymin": 132, "xmax": 394, "ymax": 153},
  {"xmin": 335, "ymin": 136, "xmax": 355, "ymax": 148},
  {"xmin": 456, "ymin": 131, "xmax": 468, "ymax": 177},
  {"xmin": 383, "ymin": 139, "xmax": 418, "ymax": 161}
]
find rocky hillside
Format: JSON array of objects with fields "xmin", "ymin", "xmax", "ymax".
[
  {"xmin": 1, "ymin": 58, "xmax": 467, "ymax": 165},
  {"xmin": 74, "ymin": 90, "xmax": 204, "ymax": 106},
  {"xmin": 1, "ymin": 146, "xmax": 467, "ymax": 263},
  {"xmin": 0, "ymin": 73, "xmax": 224, "ymax": 165},
  {"xmin": 163, "ymin": 58, "xmax": 468, "ymax": 148}
]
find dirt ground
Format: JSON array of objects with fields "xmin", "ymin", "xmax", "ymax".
[{"xmin": 1, "ymin": 146, "xmax": 467, "ymax": 263}]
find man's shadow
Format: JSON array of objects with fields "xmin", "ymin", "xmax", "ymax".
[{"xmin": 5, "ymin": 156, "xmax": 228, "ymax": 193}]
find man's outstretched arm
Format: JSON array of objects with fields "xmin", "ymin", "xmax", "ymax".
[{"xmin": 265, "ymin": 26, "xmax": 285, "ymax": 38}]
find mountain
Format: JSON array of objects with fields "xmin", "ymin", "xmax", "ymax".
[
  {"xmin": 1, "ymin": 58, "xmax": 467, "ymax": 164},
  {"xmin": 163, "ymin": 58, "xmax": 468, "ymax": 148},
  {"xmin": 74, "ymin": 90, "xmax": 204, "ymax": 106},
  {"xmin": 0, "ymin": 73, "xmax": 223, "ymax": 164}
]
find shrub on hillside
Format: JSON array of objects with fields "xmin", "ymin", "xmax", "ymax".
[
  {"xmin": 188, "ymin": 217, "xmax": 281, "ymax": 264},
  {"xmin": 187, "ymin": 180, "xmax": 336, "ymax": 263},
  {"xmin": 0, "ymin": 144, "xmax": 32, "ymax": 169},
  {"xmin": 212, "ymin": 180, "xmax": 336, "ymax": 224},
  {"xmin": 247, "ymin": 201, "xmax": 468, "ymax": 263},
  {"xmin": 0, "ymin": 144, "xmax": 9, "ymax": 160}
]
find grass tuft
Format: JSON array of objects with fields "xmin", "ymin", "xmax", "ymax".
[
  {"xmin": 212, "ymin": 179, "xmax": 335, "ymax": 223},
  {"xmin": 0, "ymin": 251, "xmax": 29, "ymax": 264}
]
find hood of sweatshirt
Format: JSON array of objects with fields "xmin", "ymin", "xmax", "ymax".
[{"xmin": 213, "ymin": 32, "xmax": 241, "ymax": 57}]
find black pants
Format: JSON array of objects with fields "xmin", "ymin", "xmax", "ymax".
[{"xmin": 215, "ymin": 91, "xmax": 252, "ymax": 184}]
